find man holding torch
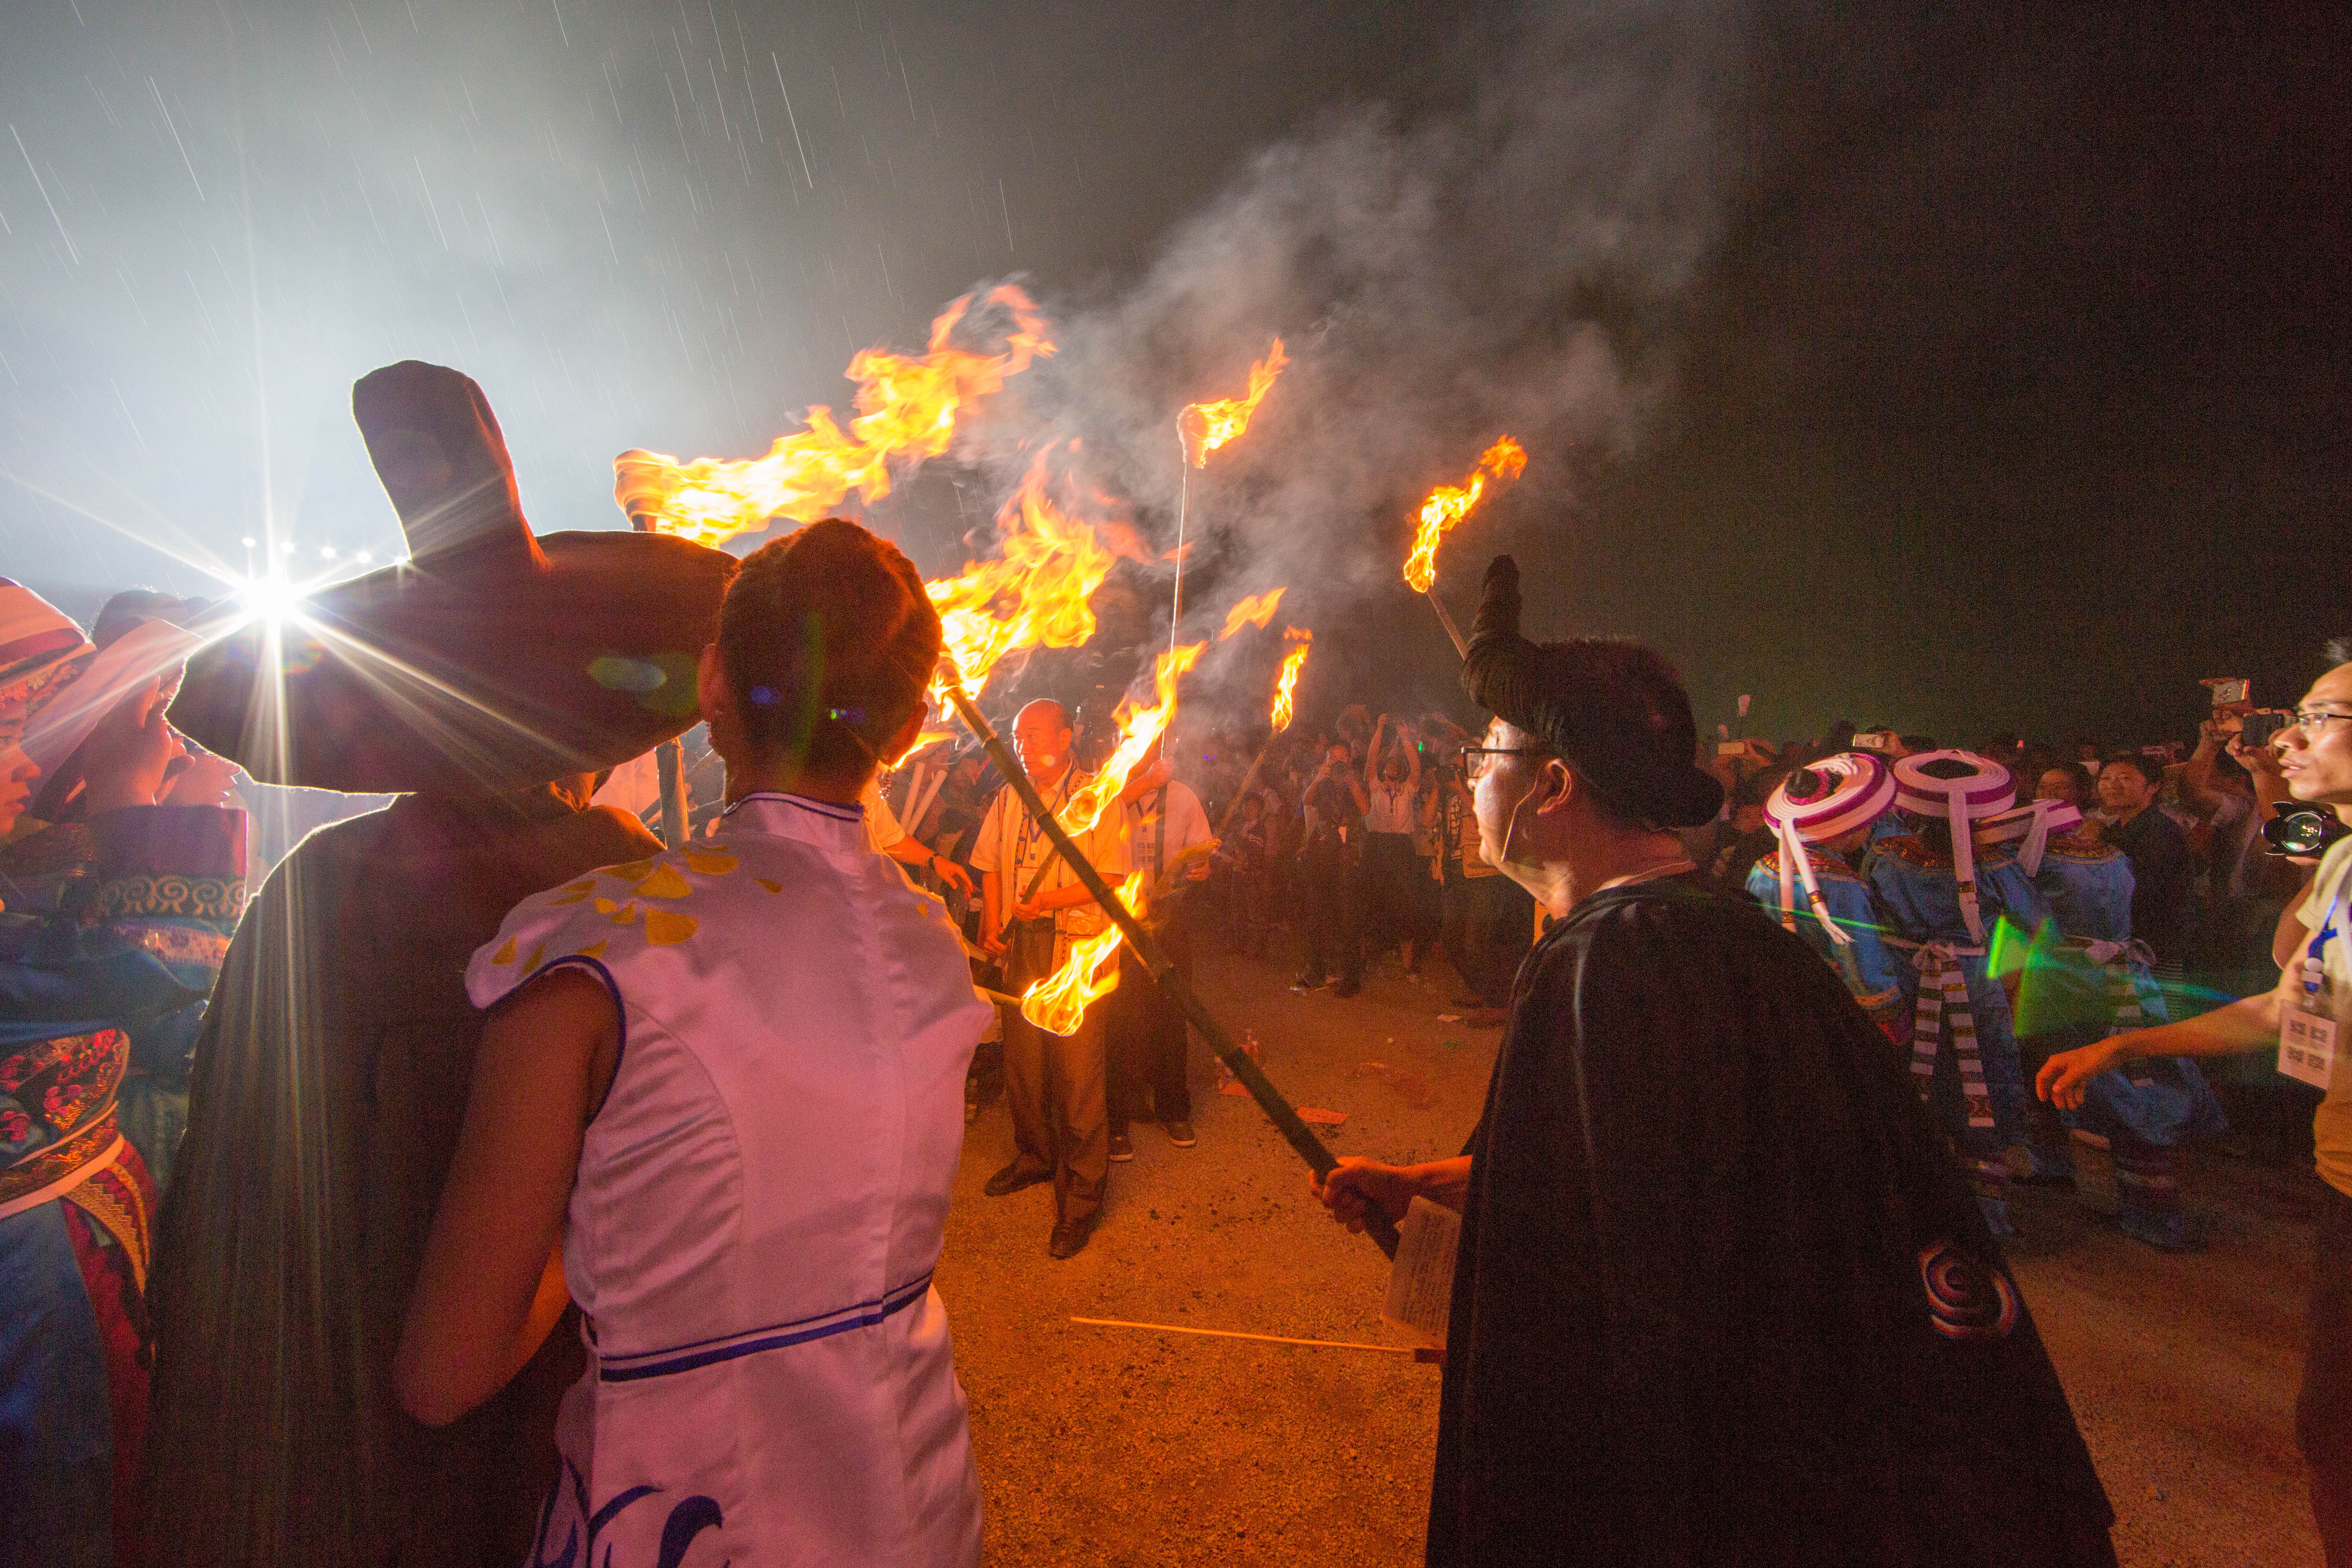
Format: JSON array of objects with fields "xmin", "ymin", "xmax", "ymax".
[
  {"xmin": 1315, "ymin": 555, "xmax": 2117, "ymax": 1567},
  {"xmin": 970, "ymin": 699, "xmax": 1129, "ymax": 1258}
]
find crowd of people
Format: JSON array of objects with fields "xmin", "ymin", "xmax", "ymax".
[{"xmin": 7, "ymin": 360, "xmax": 2352, "ymax": 1568}]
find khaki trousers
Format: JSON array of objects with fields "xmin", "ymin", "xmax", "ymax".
[{"xmin": 1000, "ymin": 919, "xmax": 1108, "ymax": 1227}]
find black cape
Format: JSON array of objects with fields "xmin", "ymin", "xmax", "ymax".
[{"xmin": 1431, "ymin": 874, "xmax": 2116, "ymax": 1568}]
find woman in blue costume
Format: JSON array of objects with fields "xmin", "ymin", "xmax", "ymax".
[
  {"xmin": 0, "ymin": 581, "xmax": 245, "ymax": 1568},
  {"xmin": 1747, "ymin": 753, "xmax": 1909, "ymax": 1037},
  {"xmin": 1869, "ymin": 751, "xmax": 2045, "ymax": 1236},
  {"xmin": 1996, "ymin": 798, "xmax": 2224, "ymax": 1250}
]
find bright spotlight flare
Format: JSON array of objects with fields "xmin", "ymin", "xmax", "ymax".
[
  {"xmin": 1401, "ymin": 435, "xmax": 1528, "ymax": 657},
  {"xmin": 937, "ymin": 670, "xmax": 1397, "ymax": 1258},
  {"xmin": 614, "ymin": 285, "xmax": 1052, "ymax": 547}
]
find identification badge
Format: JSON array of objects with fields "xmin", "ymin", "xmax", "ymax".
[{"xmin": 2283, "ymin": 1009, "xmax": 2339, "ymax": 1089}]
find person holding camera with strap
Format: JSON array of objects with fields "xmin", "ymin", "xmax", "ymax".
[{"xmin": 969, "ymin": 699, "xmax": 1129, "ymax": 1258}]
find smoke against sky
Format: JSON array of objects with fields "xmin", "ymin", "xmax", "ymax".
[{"xmin": 0, "ymin": 0, "xmax": 2340, "ymax": 742}]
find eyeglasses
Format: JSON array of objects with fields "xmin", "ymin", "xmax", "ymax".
[
  {"xmin": 1460, "ymin": 745, "xmax": 1552, "ymax": 781},
  {"xmin": 2288, "ymin": 709, "xmax": 2352, "ymax": 738}
]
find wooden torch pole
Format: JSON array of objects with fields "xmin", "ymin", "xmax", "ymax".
[{"xmin": 945, "ymin": 681, "xmax": 1398, "ymax": 1258}]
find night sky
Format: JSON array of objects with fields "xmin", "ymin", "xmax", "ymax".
[{"xmin": 0, "ymin": 0, "xmax": 2340, "ymax": 749}]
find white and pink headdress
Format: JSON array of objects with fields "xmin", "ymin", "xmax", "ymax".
[
  {"xmin": 1764, "ymin": 752, "xmax": 1896, "ymax": 948},
  {"xmin": 1978, "ymin": 797, "xmax": 2082, "ymax": 875},
  {"xmin": 1892, "ymin": 750, "xmax": 2016, "ymax": 943}
]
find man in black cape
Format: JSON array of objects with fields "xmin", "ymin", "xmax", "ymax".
[{"xmin": 1316, "ymin": 555, "xmax": 2116, "ymax": 1567}]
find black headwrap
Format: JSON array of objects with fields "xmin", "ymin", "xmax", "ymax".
[{"xmin": 1459, "ymin": 554, "xmax": 1724, "ymax": 828}]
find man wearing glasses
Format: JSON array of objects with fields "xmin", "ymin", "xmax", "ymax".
[
  {"xmin": 2043, "ymin": 644, "xmax": 2352, "ymax": 1562},
  {"xmin": 1314, "ymin": 554, "xmax": 2116, "ymax": 1568}
]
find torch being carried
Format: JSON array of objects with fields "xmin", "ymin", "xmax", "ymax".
[{"xmin": 1403, "ymin": 436, "xmax": 1528, "ymax": 658}]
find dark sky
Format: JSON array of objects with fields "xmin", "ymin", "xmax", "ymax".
[{"xmin": 0, "ymin": 0, "xmax": 2341, "ymax": 747}]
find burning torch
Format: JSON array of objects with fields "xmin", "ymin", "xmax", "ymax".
[
  {"xmin": 941, "ymin": 670, "xmax": 1399, "ymax": 1258},
  {"xmin": 1403, "ymin": 437, "xmax": 1527, "ymax": 659},
  {"xmin": 1173, "ymin": 339, "xmax": 1288, "ymax": 664}
]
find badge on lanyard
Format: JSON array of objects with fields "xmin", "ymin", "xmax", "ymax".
[{"xmin": 2283, "ymin": 882, "xmax": 2346, "ymax": 1090}]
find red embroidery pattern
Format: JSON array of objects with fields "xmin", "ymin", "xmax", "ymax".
[
  {"xmin": 0, "ymin": 1109, "xmax": 119, "ymax": 1206},
  {"xmin": 0, "ymin": 1029, "xmax": 127, "ymax": 1172}
]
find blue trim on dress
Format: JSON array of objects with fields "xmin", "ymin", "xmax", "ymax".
[
  {"xmin": 597, "ymin": 1273, "xmax": 933, "ymax": 1382},
  {"xmin": 723, "ymin": 791, "xmax": 864, "ymax": 824},
  {"xmin": 532, "ymin": 956, "xmax": 628, "ymax": 1124}
]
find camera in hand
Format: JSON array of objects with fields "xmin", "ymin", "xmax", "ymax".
[
  {"xmin": 2240, "ymin": 710, "xmax": 2292, "ymax": 749},
  {"xmin": 2262, "ymin": 803, "xmax": 2352, "ymax": 859}
]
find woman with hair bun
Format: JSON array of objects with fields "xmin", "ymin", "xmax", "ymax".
[{"xmin": 395, "ymin": 519, "xmax": 994, "ymax": 1567}]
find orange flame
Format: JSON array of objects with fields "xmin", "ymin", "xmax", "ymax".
[
  {"xmin": 1179, "ymin": 338, "xmax": 1287, "ymax": 467},
  {"xmin": 1270, "ymin": 628, "xmax": 1312, "ymax": 732},
  {"xmin": 926, "ymin": 452, "xmax": 1118, "ymax": 703},
  {"xmin": 1401, "ymin": 436, "xmax": 1528, "ymax": 594},
  {"xmin": 1020, "ymin": 871, "xmax": 1145, "ymax": 1035},
  {"xmin": 1054, "ymin": 640, "xmax": 1203, "ymax": 844},
  {"xmin": 617, "ymin": 286, "xmax": 1052, "ymax": 545},
  {"xmin": 1012, "ymin": 640, "xmax": 1203, "ymax": 1034},
  {"xmin": 1218, "ymin": 588, "xmax": 1286, "ymax": 640}
]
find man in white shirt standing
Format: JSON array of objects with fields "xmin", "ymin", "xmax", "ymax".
[
  {"xmin": 2041, "ymin": 644, "xmax": 2352, "ymax": 1562},
  {"xmin": 969, "ymin": 700, "xmax": 1129, "ymax": 1258},
  {"xmin": 1106, "ymin": 749, "xmax": 1213, "ymax": 1162}
]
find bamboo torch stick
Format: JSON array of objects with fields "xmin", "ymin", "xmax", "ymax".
[
  {"xmin": 1423, "ymin": 588, "xmax": 1470, "ymax": 659},
  {"xmin": 944, "ymin": 680, "xmax": 1399, "ymax": 1258}
]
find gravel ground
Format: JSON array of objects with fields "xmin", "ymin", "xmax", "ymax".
[{"xmin": 938, "ymin": 942, "xmax": 2328, "ymax": 1567}]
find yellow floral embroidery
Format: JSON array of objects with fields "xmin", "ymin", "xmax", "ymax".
[
  {"xmin": 524, "ymin": 943, "xmax": 546, "ymax": 971},
  {"xmin": 607, "ymin": 902, "xmax": 640, "ymax": 926},
  {"xmin": 635, "ymin": 864, "xmax": 693, "ymax": 899},
  {"xmin": 644, "ymin": 909, "xmax": 697, "ymax": 945},
  {"xmin": 492, "ymin": 936, "xmax": 517, "ymax": 965},
  {"xmin": 756, "ymin": 878, "xmax": 782, "ymax": 894},
  {"xmin": 606, "ymin": 861, "xmax": 655, "ymax": 884},
  {"xmin": 575, "ymin": 940, "xmax": 608, "ymax": 960},
  {"xmin": 685, "ymin": 850, "xmax": 738, "ymax": 876},
  {"xmin": 594, "ymin": 898, "xmax": 618, "ymax": 913}
]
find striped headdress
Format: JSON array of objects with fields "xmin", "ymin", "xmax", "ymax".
[
  {"xmin": 1764, "ymin": 752, "xmax": 1896, "ymax": 947},
  {"xmin": 1893, "ymin": 750, "xmax": 2016, "ymax": 942},
  {"xmin": 0, "ymin": 579, "xmax": 96, "ymax": 747},
  {"xmin": 1978, "ymin": 797, "xmax": 2082, "ymax": 875}
]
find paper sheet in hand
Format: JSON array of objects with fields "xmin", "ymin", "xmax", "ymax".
[{"xmin": 1382, "ymin": 1196, "xmax": 1461, "ymax": 1343}]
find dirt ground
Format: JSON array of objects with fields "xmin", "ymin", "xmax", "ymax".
[{"xmin": 938, "ymin": 942, "xmax": 2329, "ymax": 1568}]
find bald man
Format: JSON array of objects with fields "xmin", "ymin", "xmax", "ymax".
[{"xmin": 969, "ymin": 700, "xmax": 1129, "ymax": 1258}]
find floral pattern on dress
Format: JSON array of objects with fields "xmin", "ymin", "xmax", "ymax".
[{"xmin": 0, "ymin": 1028, "xmax": 127, "ymax": 1173}]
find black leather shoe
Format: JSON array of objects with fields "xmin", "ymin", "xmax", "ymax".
[
  {"xmin": 983, "ymin": 1161, "xmax": 1050, "ymax": 1198},
  {"xmin": 1108, "ymin": 1130, "xmax": 1135, "ymax": 1162},
  {"xmin": 1048, "ymin": 1213, "xmax": 1098, "ymax": 1259}
]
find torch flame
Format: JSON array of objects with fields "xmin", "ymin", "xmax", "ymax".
[
  {"xmin": 1055, "ymin": 640, "xmax": 1204, "ymax": 844},
  {"xmin": 617, "ymin": 285, "xmax": 1052, "ymax": 545},
  {"xmin": 1270, "ymin": 628, "xmax": 1312, "ymax": 732},
  {"xmin": 1020, "ymin": 871, "xmax": 1145, "ymax": 1035},
  {"xmin": 1179, "ymin": 338, "xmax": 1288, "ymax": 468},
  {"xmin": 1401, "ymin": 436, "xmax": 1528, "ymax": 594},
  {"xmin": 924, "ymin": 450, "xmax": 1119, "ymax": 704},
  {"xmin": 1011, "ymin": 639, "xmax": 1204, "ymax": 1035},
  {"xmin": 1217, "ymin": 587, "xmax": 1286, "ymax": 640}
]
